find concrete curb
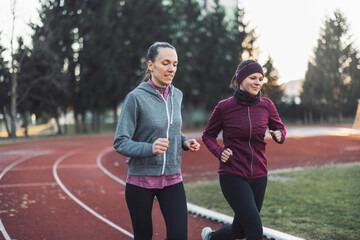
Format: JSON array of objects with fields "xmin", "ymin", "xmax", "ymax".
[{"xmin": 187, "ymin": 203, "xmax": 305, "ymax": 240}]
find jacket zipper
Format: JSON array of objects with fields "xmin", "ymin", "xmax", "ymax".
[
  {"xmin": 247, "ymin": 107, "xmax": 254, "ymax": 177},
  {"xmin": 160, "ymin": 94, "xmax": 171, "ymax": 175}
]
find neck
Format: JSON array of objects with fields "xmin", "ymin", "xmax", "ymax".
[{"xmin": 151, "ymin": 78, "xmax": 167, "ymax": 88}]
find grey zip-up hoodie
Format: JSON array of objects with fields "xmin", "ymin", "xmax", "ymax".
[{"xmin": 113, "ymin": 82, "xmax": 187, "ymax": 176}]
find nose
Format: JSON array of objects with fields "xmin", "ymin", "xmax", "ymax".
[
  {"xmin": 254, "ymin": 78, "xmax": 262, "ymax": 85},
  {"xmin": 168, "ymin": 65, "xmax": 175, "ymax": 72}
]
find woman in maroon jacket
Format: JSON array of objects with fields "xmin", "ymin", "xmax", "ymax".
[{"xmin": 201, "ymin": 59, "xmax": 286, "ymax": 240}]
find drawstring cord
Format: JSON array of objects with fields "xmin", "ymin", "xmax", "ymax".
[{"xmin": 170, "ymin": 88, "xmax": 174, "ymax": 124}]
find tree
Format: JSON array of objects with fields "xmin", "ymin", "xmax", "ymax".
[
  {"xmin": 9, "ymin": 0, "xmax": 18, "ymax": 137},
  {"xmin": 165, "ymin": 0, "xmax": 258, "ymax": 127},
  {"xmin": 0, "ymin": 36, "xmax": 11, "ymax": 137},
  {"xmin": 13, "ymin": 37, "xmax": 32, "ymax": 137},
  {"xmin": 347, "ymin": 50, "xmax": 360, "ymax": 115},
  {"xmin": 261, "ymin": 56, "xmax": 284, "ymax": 106},
  {"xmin": 301, "ymin": 10, "xmax": 357, "ymax": 123},
  {"xmin": 16, "ymin": 0, "xmax": 74, "ymax": 135},
  {"xmin": 167, "ymin": 0, "xmax": 205, "ymax": 115}
]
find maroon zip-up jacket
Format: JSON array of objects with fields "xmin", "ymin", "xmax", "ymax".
[{"xmin": 202, "ymin": 96, "xmax": 286, "ymax": 179}]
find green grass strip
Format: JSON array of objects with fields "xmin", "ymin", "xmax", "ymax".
[{"xmin": 184, "ymin": 164, "xmax": 360, "ymax": 240}]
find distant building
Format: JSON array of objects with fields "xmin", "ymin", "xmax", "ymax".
[{"xmin": 281, "ymin": 79, "xmax": 304, "ymax": 104}]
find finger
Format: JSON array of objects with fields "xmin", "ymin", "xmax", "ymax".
[
  {"xmin": 157, "ymin": 138, "xmax": 169, "ymax": 144},
  {"xmin": 190, "ymin": 141, "xmax": 199, "ymax": 147},
  {"xmin": 188, "ymin": 141, "xmax": 199, "ymax": 151},
  {"xmin": 226, "ymin": 149, "xmax": 233, "ymax": 156},
  {"xmin": 155, "ymin": 146, "xmax": 167, "ymax": 153},
  {"xmin": 275, "ymin": 131, "xmax": 281, "ymax": 140},
  {"xmin": 156, "ymin": 140, "xmax": 169, "ymax": 148}
]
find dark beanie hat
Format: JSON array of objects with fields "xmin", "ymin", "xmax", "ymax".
[{"xmin": 235, "ymin": 60, "xmax": 264, "ymax": 85}]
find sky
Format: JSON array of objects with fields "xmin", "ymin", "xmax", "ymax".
[
  {"xmin": 236, "ymin": 0, "xmax": 360, "ymax": 83},
  {"xmin": 1, "ymin": 0, "xmax": 360, "ymax": 84}
]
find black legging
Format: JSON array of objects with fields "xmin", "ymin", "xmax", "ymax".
[
  {"xmin": 125, "ymin": 181, "xmax": 188, "ymax": 240},
  {"xmin": 210, "ymin": 175, "xmax": 267, "ymax": 240}
]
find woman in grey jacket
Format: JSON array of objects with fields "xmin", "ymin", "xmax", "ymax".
[{"xmin": 113, "ymin": 42, "xmax": 200, "ymax": 240}]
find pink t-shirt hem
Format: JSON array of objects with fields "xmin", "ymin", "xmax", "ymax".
[{"xmin": 126, "ymin": 173, "xmax": 183, "ymax": 189}]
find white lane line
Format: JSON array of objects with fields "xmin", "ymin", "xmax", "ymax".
[
  {"xmin": 12, "ymin": 164, "xmax": 98, "ymax": 171},
  {"xmin": 0, "ymin": 152, "xmax": 47, "ymax": 240},
  {"xmin": 98, "ymin": 147, "xmax": 305, "ymax": 240},
  {"xmin": 0, "ymin": 219, "xmax": 11, "ymax": 240},
  {"xmin": 96, "ymin": 147, "xmax": 126, "ymax": 186},
  {"xmin": 0, "ymin": 182, "xmax": 57, "ymax": 188},
  {"xmin": 53, "ymin": 149, "xmax": 134, "ymax": 239}
]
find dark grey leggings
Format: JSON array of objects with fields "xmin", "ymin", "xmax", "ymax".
[
  {"xmin": 210, "ymin": 175, "xmax": 267, "ymax": 240},
  {"xmin": 125, "ymin": 182, "xmax": 188, "ymax": 240}
]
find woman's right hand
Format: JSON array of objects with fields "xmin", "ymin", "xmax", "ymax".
[
  {"xmin": 152, "ymin": 138, "xmax": 169, "ymax": 155},
  {"xmin": 221, "ymin": 148, "xmax": 233, "ymax": 163}
]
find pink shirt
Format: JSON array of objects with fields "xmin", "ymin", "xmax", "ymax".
[{"xmin": 126, "ymin": 79, "xmax": 183, "ymax": 189}]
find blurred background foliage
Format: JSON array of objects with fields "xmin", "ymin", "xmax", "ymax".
[{"xmin": 0, "ymin": 0, "xmax": 359, "ymax": 137}]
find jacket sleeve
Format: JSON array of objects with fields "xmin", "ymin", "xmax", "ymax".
[
  {"xmin": 113, "ymin": 93, "xmax": 154, "ymax": 157},
  {"xmin": 181, "ymin": 133, "xmax": 189, "ymax": 151},
  {"xmin": 268, "ymin": 100, "xmax": 286, "ymax": 144},
  {"xmin": 202, "ymin": 103, "xmax": 225, "ymax": 160}
]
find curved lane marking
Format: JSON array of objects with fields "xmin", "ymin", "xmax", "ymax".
[
  {"xmin": 53, "ymin": 149, "xmax": 134, "ymax": 239},
  {"xmin": 96, "ymin": 147, "xmax": 126, "ymax": 186},
  {"xmin": 0, "ymin": 152, "xmax": 48, "ymax": 240},
  {"xmin": 98, "ymin": 147, "xmax": 305, "ymax": 240}
]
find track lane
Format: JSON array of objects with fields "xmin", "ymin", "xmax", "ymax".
[
  {"xmin": 0, "ymin": 133, "xmax": 359, "ymax": 239},
  {"xmin": 99, "ymin": 148, "xmax": 225, "ymax": 240},
  {"xmin": 53, "ymin": 151, "xmax": 133, "ymax": 239},
  {"xmin": 0, "ymin": 137, "xmax": 135, "ymax": 239}
]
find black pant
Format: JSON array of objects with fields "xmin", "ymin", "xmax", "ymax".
[
  {"xmin": 125, "ymin": 182, "xmax": 188, "ymax": 240},
  {"xmin": 210, "ymin": 175, "xmax": 267, "ymax": 240}
]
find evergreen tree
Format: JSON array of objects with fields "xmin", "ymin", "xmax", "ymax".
[
  {"xmin": 228, "ymin": 6, "xmax": 259, "ymax": 62},
  {"xmin": 13, "ymin": 37, "xmax": 33, "ymax": 137},
  {"xmin": 301, "ymin": 10, "xmax": 356, "ymax": 123},
  {"xmin": 347, "ymin": 50, "xmax": 360, "ymax": 114},
  {"xmin": 261, "ymin": 56, "xmax": 284, "ymax": 106},
  {"xmin": 200, "ymin": 0, "xmax": 235, "ymax": 110},
  {"xmin": 166, "ymin": 0, "xmax": 258, "ymax": 127},
  {"xmin": 167, "ymin": 0, "xmax": 207, "ymax": 109},
  {"xmin": 117, "ymin": 0, "xmax": 173, "ymax": 117},
  {"xmin": 0, "ymin": 37, "xmax": 11, "ymax": 137}
]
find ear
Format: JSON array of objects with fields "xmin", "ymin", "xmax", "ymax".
[{"xmin": 147, "ymin": 60, "xmax": 153, "ymax": 72}]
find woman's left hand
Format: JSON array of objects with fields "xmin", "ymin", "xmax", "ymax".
[
  {"xmin": 183, "ymin": 139, "xmax": 201, "ymax": 152},
  {"xmin": 269, "ymin": 130, "xmax": 282, "ymax": 142}
]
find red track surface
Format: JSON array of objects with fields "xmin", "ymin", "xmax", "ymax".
[{"xmin": 0, "ymin": 133, "xmax": 359, "ymax": 240}]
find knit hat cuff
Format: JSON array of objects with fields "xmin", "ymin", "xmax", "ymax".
[{"xmin": 236, "ymin": 62, "xmax": 264, "ymax": 85}]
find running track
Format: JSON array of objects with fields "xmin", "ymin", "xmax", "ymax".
[{"xmin": 1, "ymin": 127, "xmax": 359, "ymax": 240}]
